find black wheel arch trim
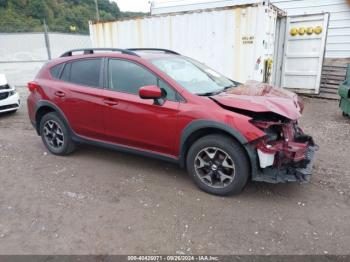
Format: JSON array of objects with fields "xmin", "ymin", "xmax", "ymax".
[
  {"xmin": 34, "ymin": 100, "xmax": 71, "ymax": 135},
  {"xmin": 72, "ymin": 134, "xmax": 179, "ymax": 164},
  {"xmin": 33, "ymin": 105, "xmax": 259, "ymax": 178},
  {"xmin": 179, "ymin": 119, "xmax": 259, "ymax": 178},
  {"xmin": 34, "ymin": 100, "xmax": 179, "ymax": 164}
]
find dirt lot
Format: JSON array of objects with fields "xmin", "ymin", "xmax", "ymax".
[{"xmin": 0, "ymin": 88, "xmax": 349, "ymax": 255}]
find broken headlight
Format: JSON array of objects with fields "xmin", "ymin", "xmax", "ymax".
[{"xmin": 250, "ymin": 120, "xmax": 284, "ymax": 143}]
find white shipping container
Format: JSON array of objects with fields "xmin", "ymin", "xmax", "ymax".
[
  {"xmin": 89, "ymin": 2, "xmax": 282, "ymax": 84},
  {"xmin": 89, "ymin": 0, "xmax": 330, "ymax": 94}
]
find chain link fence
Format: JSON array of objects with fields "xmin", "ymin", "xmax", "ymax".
[{"xmin": 0, "ymin": 27, "xmax": 92, "ymax": 86}]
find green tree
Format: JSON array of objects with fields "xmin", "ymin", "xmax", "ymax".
[
  {"xmin": 0, "ymin": 0, "xmax": 147, "ymax": 33},
  {"xmin": 26, "ymin": 0, "xmax": 48, "ymax": 19}
]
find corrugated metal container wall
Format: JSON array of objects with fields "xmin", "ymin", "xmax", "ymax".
[
  {"xmin": 151, "ymin": 0, "xmax": 262, "ymax": 14},
  {"xmin": 271, "ymin": 0, "xmax": 350, "ymax": 58},
  {"xmin": 89, "ymin": 4, "xmax": 278, "ymax": 83}
]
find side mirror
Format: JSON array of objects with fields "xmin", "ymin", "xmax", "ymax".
[{"xmin": 139, "ymin": 85, "xmax": 162, "ymax": 100}]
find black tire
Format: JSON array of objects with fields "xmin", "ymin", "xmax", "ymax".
[
  {"xmin": 39, "ymin": 112, "xmax": 75, "ymax": 155},
  {"xmin": 186, "ymin": 134, "xmax": 249, "ymax": 196}
]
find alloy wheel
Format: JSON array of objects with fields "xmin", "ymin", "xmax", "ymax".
[
  {"xmin": 194, "ymin": 147, "xmax": 235, "ymax": 188},
  {"xmin": 43, "ymin": 120, "xmax": 64, "ymax": 150}
]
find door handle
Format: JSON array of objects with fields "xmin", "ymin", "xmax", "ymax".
[
  {"xmin": 54, "ymin": 91, "xmax": 65, "ymax": 97},
  {"xmin": 103, "ymin": 99, "xmax": 119, "ymax": 106}
]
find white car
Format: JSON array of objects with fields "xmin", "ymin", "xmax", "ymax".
[{"xmin": 0, "ymin": 74, "xmax": 20, "ymax": 113}]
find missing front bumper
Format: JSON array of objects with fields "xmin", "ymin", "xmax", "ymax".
[{"xmin": 253, "ymin": 144, "xmax": 318, "ymax": 183}]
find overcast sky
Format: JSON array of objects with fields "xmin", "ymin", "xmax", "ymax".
[{"xmin": 113, "ymin": 0, "xmax": 151, "ymax": 12}]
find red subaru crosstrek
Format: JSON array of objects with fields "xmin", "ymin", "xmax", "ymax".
[{"xmin": 27, "ymin": 48, "xmax": 317, "ymax": 195}]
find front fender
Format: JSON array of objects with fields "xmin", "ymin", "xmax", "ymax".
[
  {"xmin": 179, "ymin": 119, "xmax": 259, "ymax": 178},
  {"xmin": 178, "ymin": 119, "xmax": 259, "ymax": 179}
]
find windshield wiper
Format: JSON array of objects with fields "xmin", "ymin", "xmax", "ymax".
[
  {"xmin": 196, "ymin": 89, "xmax": 223, "ymax": 96},
  {"xmin": 196, "ymin": 84, "xmax": 237, "ymax": 96},
  {"xmin": 222, "ymin": 85, "xmax": 235, "ymax": 91}
]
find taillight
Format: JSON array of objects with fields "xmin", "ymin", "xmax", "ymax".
[{"xmin": 27, "ymin": 81, "xmax": 40, "ymax": 92}]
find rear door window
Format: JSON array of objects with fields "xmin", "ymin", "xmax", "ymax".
[
  {"xmin": 50, "ymin": 64, "xmax": 64, "ymax": 79},
  {"xmin": 60, "ymin": 63, "xmax": 71, "ymax": 82},
  {"xmin": 61, "ymin": 59, "xmax": 102, "ymax": 87}
]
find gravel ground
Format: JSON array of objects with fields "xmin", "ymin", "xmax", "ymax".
[{"xmin": 0, "ymin": 88, "xmax": 349, "ymax": 255}]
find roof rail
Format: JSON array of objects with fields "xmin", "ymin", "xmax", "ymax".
[
  {"xmin": 127, "ymin": 48, "xmax": 180, "ymax": 55},
  {"xmin": 60, "ymin": 48, "xmax": 140, "ymax": 57}
]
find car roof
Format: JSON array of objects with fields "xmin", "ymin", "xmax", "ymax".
[
  {"xmin": 132, "ymin": 51, "xmax": 179, "ymax": 60},
  {"xmin": 46, "ymin": 50, "xmax": 182, "ymax": 68}
]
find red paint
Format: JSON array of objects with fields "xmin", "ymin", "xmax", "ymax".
[
  {"xmin": 27, "ymin": 52, "xmax": 307, "ymax": 163},
  {"xmin": 139, "ymin": 85, "xmax": 162, "ymax": 99},
  {"xmin": 253, "ymin": 121, "xmax": 308, "ymax": 166},
  {"xmin": 101, "ymin": 88, "xmax": 179, "ymax": 155},
  {"xmin": 213, "ymin": 82, "xmax": 302, "ymax": 120}
]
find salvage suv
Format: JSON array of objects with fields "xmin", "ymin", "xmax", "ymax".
[{"xmin": 27, "ymin": 48, "xmax": 317, "ymax": 195}]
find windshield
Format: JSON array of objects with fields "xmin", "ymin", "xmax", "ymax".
[{"xmin": 150, "ymin": 57, "xmax": 236, "ymax": 95}]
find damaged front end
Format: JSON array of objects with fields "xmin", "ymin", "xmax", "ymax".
[
  {"xmin": 210, "ymin": 81, "xmax": 318, "ymax": 183},
  {"xmin": 250, "ymin": 119, "xmax": 318, "ymax": 183}
]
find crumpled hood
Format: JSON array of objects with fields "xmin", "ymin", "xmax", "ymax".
[{"xmin": 211, "ymin": 81, "xmax": 302, "ymax": 120}]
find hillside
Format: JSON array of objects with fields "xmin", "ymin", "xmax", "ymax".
[{"xmin": 0, "ymin": 0, "xmax": 146, "ymax": 34}]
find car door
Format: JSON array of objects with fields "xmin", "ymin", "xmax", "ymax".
[
  {"xmin": 102, "ymin": 58, "xmax": 180, "ymax": 156},
  {"xmin": 52, "ymin": 58, "xmax": 106, "ymax": 140}
]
